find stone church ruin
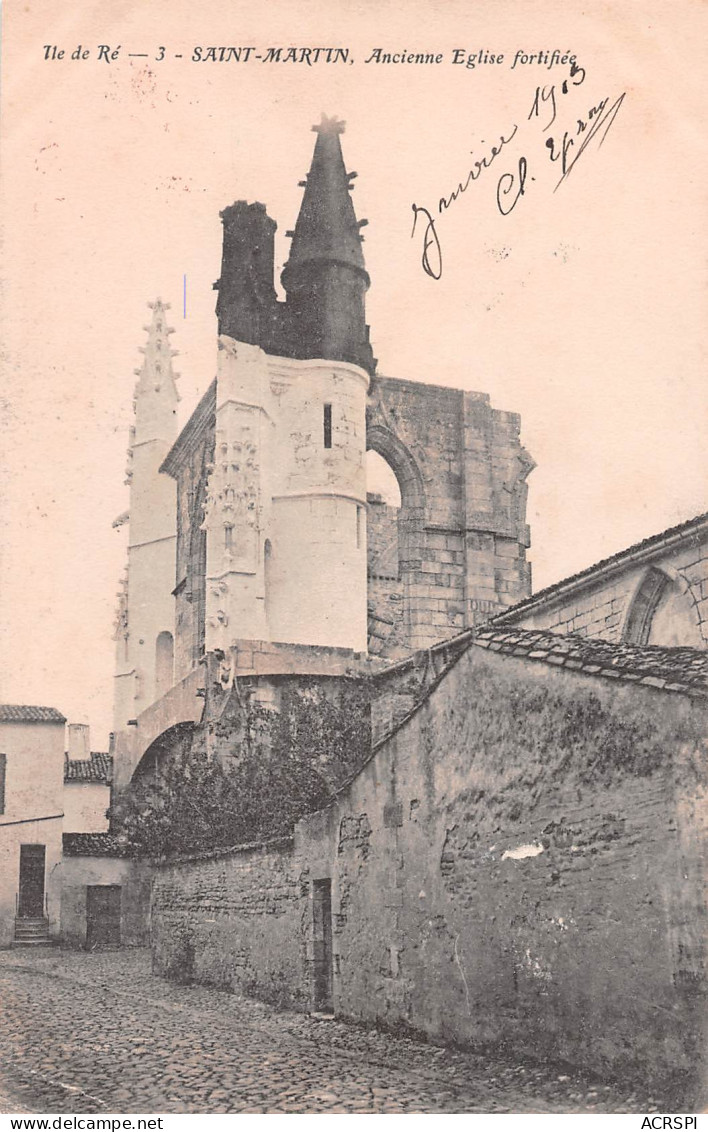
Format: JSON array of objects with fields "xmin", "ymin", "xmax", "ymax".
[{"xmin": 103, "ymin": 117, "xmax": 706, "ymax": 1108}]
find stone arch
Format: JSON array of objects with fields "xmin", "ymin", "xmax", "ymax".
[
  {"xmin": 623, "ymin": 565, "xmax": 703, "ymax": 647},
  {"xmin": 366, "ymin": 424, "xmax": 426, "ymax": 515},
  {"xmin": 131, "ymin": 721, "xmax": 195, "ymax": 787}
]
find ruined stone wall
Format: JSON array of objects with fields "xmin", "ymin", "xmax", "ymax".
[
  {"xmin": 367, "ymin": 377, "xmax": 533, "ymax": 652},
  {"xmin": 152, "ymin": 841, "xmax": 309, "ymax": 1007},
  {"xmin": 368, "ymin": 631, "xmax": 472, "ymax": 747},
  {"xmin": 366, "ymin": 497, "xmax": 406, "ymax": 656},
  {"xmin": 503, "ymin": 529, "xmax": 708, "ymax": 649},
  {"xmin": 203, "ymin": 669, "xmax": 371, "ymax": 800}
]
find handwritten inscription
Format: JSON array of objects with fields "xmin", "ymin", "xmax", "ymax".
[
  {"xmin": 411, "ymin": 62, "xmax": 626, "ymax": 278},
  {"xmin": 546, "ymin": 94, "xmax": 626, "ymax": 189}
]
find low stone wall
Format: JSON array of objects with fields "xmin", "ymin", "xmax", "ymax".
[{"xmin": 152, "ymin": 840, "xmax": 309, "ymax": 1008}]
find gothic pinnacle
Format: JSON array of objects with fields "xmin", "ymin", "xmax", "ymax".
[{"xmin": 132, "ymin": 297, "xmax": 180, "ymax": 425}]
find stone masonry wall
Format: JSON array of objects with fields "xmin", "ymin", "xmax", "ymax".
[
  {"xmin": 307, "ymin": 647, "xmax": 707, "ymax": 1103},
  {"xmin": 165, "ymin": 370, "xmax": 533, "ymax": 672},
  {"xmin": 366, "ymin": 496, "xmax": 406, "ymax": 656},
  {"xmin": 368, "ymin": 376, "xmax": 534, "ymax": 651},
  {"xmin": 172, "ymin": 394, "xmax": 215, "ymax": 681},
  {"xmin": 152, "ymin": 841, "xmax": 308, "ymax": 1007},
  {"xmin": 503, "ymin": 527, "xmax": 708, "ymax": 648}
]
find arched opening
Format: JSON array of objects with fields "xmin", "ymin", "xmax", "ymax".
[
  {"xmin": 366, "ymin": 449, "xmax": 402, "ymax": 508},
  {"xmin": 365, "ymin": 429, "xmax": 425, "ymax": 657},
  {"xmin": 623, "ymin": 568, "xmax": 666, "ymax": 644},
  {"xmin": 366, "ymin": 450, "xmax": 403, "ymax": 583},
  {"xmin": 623, "ymin": 567, "xmax": 703, "ymax": 647},
  {"xmin": 155, "ymin": 631, "xmax": 174, "ymax": 699}
]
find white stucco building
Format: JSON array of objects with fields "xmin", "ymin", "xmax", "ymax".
[
  {"xmin": 63, "ymin": 723, "xmax": 112, "ymax": 835},
  {"xmin": 0, "ymin": 705, "xmax": 66, "ymax": 947}
]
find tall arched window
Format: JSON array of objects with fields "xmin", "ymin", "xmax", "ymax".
[
  {"xmin": 622, "ymin": 568, "xmax": 667, "ymax": 645},
  {"xmin": 155, "ymin": 631, "xmax": 174, "ymax": 699}
]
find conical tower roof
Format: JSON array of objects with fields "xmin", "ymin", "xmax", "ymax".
[{"xmin": 282, "ymin": 116, "xmax": 368, "ymax": 284}]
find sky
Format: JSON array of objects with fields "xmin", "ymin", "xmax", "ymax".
[{"xmin": 1, "ymin": 0, "xmax": 707, "ymax": 747}]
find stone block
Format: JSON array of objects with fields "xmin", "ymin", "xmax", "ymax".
[{"xmin": 495, "ymin": 539, "xmax": 520, "ymax": 559}]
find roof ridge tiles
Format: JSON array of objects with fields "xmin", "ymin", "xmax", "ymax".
[
  {"xmin": 471, "ymin": 625, "xmax": 708, "ymax": 697},
  {"xmin": 0, "ymin": 704, "xmax": 67, "ymax": 723}
]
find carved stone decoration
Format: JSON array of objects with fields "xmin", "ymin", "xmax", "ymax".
[
  {"xmin": 202, "ymin": 415, "xmax": 261, "ymax": 576},
  {"xmin": 113, "ymin": 569, "xmax": 129, "ymax": 642},
  {"xmin": 217, "ymin": 650, "xmax": 235, "ymax": 690},
  {"xmin": 503, "ymin": 446, "xmax": 537, "ymax": 531}
]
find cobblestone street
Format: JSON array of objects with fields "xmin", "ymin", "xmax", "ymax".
[{"xmin": 0, "ymin": 950, "xmax": 658, "ymax": 1114}]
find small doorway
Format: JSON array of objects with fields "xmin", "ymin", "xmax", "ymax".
[
  {"xmin": 18, "ymin": 844, "xmax": 45, "ymax": 918},
  {"xmin": 312, "ymin": 878, "xmax": 333, "ymax": 1013},
  {"xmin": 86, "ymin": 885, "xmax": 122, "ymax": 949}
]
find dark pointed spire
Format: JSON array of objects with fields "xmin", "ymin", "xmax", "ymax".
[
  {"xmin": 280, "ymin": 116, "xmax": 375, "ymax": 374},
  {"xmin": 282, "ymin": 116, "xmax": 369, "ymax": 287}
]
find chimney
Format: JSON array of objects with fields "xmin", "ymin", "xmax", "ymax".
[{"xmin": 67, "ymin": 723, "xmax": 90, "ymax": 761}]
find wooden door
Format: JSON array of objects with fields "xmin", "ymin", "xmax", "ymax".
[
  {"xmin": 18, "ymin": 844, "xmax": 45, "ymax": 918},
  {"xmin": 312, "ymin": 878, "xmax": 333, "ymax": 1013}
]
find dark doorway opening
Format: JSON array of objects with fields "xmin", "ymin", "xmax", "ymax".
[
  {"xmin": 18, "ymin": 844, "xmax": 45, "ymax": 918},
  {"xmin": 312, "ymin": 878, "xmax": 334, "ymax": 1013},
  {"xmin": 86, "ymin": 885, "xmax": 122, "ymax": 949}
]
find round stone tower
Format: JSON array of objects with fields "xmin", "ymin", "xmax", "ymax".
[{"xmin": 203, "ymin": 117, "xmax": 373, "ymax": 656}]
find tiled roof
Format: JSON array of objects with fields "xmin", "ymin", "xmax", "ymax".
[
  {"xmin": 64, "ymin": 756, "xmax": 111, "ymax": 783},
  {"xmin": 64, "ymin": 752, "xmax": 113, "ymax": 783},
  {"xmin": 0, "ymin": 704, "xmax": 66, "ymax": 723},
  {"xmin": 474, "ymin": 628, "xmax": 708, "ymax": 698},
  {"xmin": 495, "ymin": 512, "xmax": 708, "ymax": 622},
  {"xmin": 63, "ymin": 832, "xmax": 132, "ymax": 858}
]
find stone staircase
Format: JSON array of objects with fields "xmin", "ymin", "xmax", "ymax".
[{"xmin": 13, "ymin": 917, "xmax": 53, "ymax": 948}]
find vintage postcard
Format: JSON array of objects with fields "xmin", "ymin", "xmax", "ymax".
[{"xmin": 1, "ymin": 0, "xmax": 707, "ymax": 1119}]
